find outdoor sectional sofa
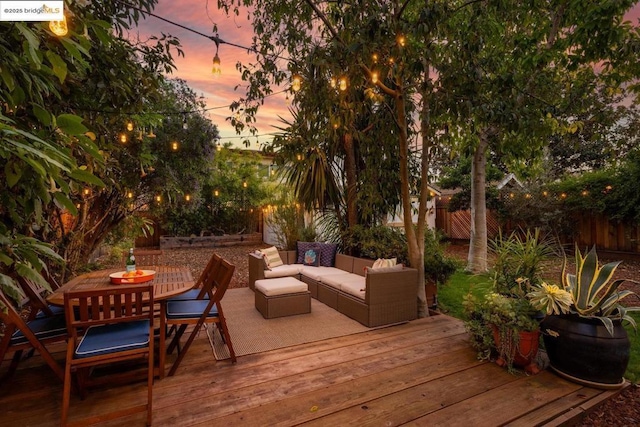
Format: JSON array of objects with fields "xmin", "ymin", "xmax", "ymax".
[{"xmin": 248, "ymin": 249, "xmax": 418, "ymax": 327}]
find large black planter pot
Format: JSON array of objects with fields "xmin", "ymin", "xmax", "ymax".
[{"xmin": 540, "ymin": 314, "xmax": 630, "ymax": 390}]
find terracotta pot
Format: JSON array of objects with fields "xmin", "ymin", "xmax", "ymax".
[
  {"xmin": 491, "ymin": 325, "xmax": 541, "ymax": 374},
  {"xmin": 540, "ymin": 314, "xmax": 629, "ymax": 389}
]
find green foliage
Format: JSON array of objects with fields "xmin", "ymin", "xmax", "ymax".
[
  {"xmin": 438, "ymin": 271, "xmax": 490, "ymax": 318},
  {"xmin": 343, "ymin": 225, "xmax": 409, "ymax": 265},
  {"xmin": 625, "ymin": 312, "xmax": 640, "ymax": 384},
  {"xmin": 424, "ymin": 230, "xmax": 459, "ymax": 285},
  {"xmin": 265, "ymin": 203, "xmax": 305, "ymax": 250},
  {"xmin": 490, "ymin": 228, "xmax": 558, "ymax": 295}
]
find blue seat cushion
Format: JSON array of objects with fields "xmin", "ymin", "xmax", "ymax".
[
  {"xmin": 75, "ymin": 320, "xmax": 150, "ymax": 359},
  {"xmin": 35, "ymin": 304, "xmax": 65, "ymax": 318},
  {"xmin": 165, "ymin": 300, "xmax": 218, "ymax": 320},
  {"xmin": 11, "ymin": 314, "xmax": 67, "ymax": 345},
  {"xmin": 168, "ymin": 289, "xmax": 209, "ymax": 301}
]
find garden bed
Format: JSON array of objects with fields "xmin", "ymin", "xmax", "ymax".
[{"xmin": 159, "ymin": 232, "xmax": 262, "ymax": 249}]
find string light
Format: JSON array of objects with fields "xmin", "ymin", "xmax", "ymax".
[
  {"xmin": 372, "ymin": 53, "xmax": 378, "ymax": 63},
  {"xmin": 291, "ymin": 75, "xmax": 302, "ymax": 92},
  {"xmin": 155, "ymin": 195, "xmax": 162, "ymax": 202},
  {"xmin": 171, "ymin": 141, "xmax": 179, "ymax": 151},
  {"xmin": 214, "ymin": 189, "xmax": 219, "ymax": 197},
  {"xmin": 339, "ymin": 77, "xmax": 348, "ymax": 91},
  {"xmin": 126, "ymin": 121, "xmax": 134, "ymax": 131},
  {"xmin": 120, "ymin": 133, "xmax": 127, "ymax": 143},
  {"xmin": 371, "ymin": 71, "xmax": 379, "ymax": 84},
  {"xmin": 185, "ymin": 194, "xmax": 191, "ymax": 201},
  {"xmin": 330, "ymin": 77, "xmax": 337, "ymax": 89},
  {"xmin": 211, "ymin": 45, "xmax": 221, "ymax": 76},
  {"xmin": 49, "ymin": 15, "xmax": 68, "ymax": 36},
  {"xmin": 127, "ymin": 191, "xmax": 133, "ymax": 199},
  {"xmin": 242, "ymin": 181, "xmax": 248, "ymax": 188},
  {"xmin": 397, "ymin": 34, "xmax": 406, "ymax": 47}
]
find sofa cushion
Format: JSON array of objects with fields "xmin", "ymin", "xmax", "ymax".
[
  {"xmin": 299, "ymin": 266, "xmax": 348, "ymax": 281},
  {"xmin": 260, "ymin": 246, "xmax": 284, "ymax": 269},
  {"xmin": 264, "ymin": 264, "xmax": 302, "ymax": 278},
  {"xmin": 340, "ymin": 281, "xmax": 366, "ymax": 300},
  {"xmin": 321, "ymin": 273, "xmax": 364, "ymax": 291}
]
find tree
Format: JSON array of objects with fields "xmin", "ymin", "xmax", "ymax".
[
  {"xmin": 438, "ymin": 0, "xmax": 640, "ymax": 272},
  {"xmin": 0, "ymin": 0, "xmax": 182, "ymax": 295}
]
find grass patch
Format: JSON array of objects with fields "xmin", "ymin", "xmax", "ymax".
[
  {"xmin": 438, "ymin": 270, "xmax": 640, "ymax": 385},
  {"xmin": 437, "ymin": 269, "xmax": 492, "ymax": 319}
]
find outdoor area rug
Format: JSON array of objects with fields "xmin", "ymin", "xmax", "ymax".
[{"xmin": 208, "ymin": 287, "xmax": 372, "ymax": 360}]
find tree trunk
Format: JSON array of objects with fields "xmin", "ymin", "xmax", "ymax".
[
  {"xmin": 466, "ymin": 128, "xmax": 490, "ymax": 273},
  {"xmin": 395, "ymin": 89, "xmax": 428, "ymax": 318}
]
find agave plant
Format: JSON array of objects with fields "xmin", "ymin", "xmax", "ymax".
[{"xmin": 529, "ymin": 245, "xmax": 639, "ymax": 336}]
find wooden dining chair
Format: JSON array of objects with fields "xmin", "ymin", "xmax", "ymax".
[
  {"xmin": 169, "ymin": 252, "xmax": 222, "ymax": 301},
  {"xmin": 121, "ymin": 249, "xmax": 164, "ymax": 267},
  {"xmin": 160, "ymin": 258, "xmax": 236, "ymax": 376},
  {"xmin": 61, "ymin": 284, "xmax": 155, "ymax": 426},
  {"xmin": 0, "ymin": 289, "xmax": 66, "ymax": 383},
  {"xmin": 17, "ymin": 276, "xmax": 64, "ymax": 320}
]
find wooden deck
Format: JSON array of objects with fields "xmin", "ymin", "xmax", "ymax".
[{"xmin": 0, "ymin": 314, "xmax": 626, "ymax": 426}]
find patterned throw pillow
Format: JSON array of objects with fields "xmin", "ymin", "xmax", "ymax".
[
  {"xmin": 303, "ymin": 248, "xmax": 321, "ymax": 266},
  {"xmin": 297, "ymin": 241, "xmax": 319, "ymax": 264},
  {"xmin": 318, "ymin": 243, "xmax": 338, "ymax": 267},
  {"xmin": 260, "ymin": 246, "xmax": 284, "ymax": 269}
]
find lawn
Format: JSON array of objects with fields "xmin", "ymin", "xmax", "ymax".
[{"xmin": 438, "ymin": 269, "xmax": 640, "ymax": 384}]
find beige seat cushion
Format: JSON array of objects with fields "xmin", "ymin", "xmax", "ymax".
[
  {"xmin": 264, "ymin": 264, "xmax": 302, "ymax": 278},
  {"xmin": 300, "ymin": 266, "xmax": 348, "ymax": 281},
  {"xmin": 255, "ymin": 277, "xmax": 308, "ymax": 296}
]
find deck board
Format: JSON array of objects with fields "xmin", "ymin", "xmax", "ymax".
[{"xmin": 0, "ymin": 314, "xmax": 627, "ymax": 426}]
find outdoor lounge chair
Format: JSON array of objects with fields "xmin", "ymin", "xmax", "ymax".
[
  {"xmin": 161, "ymin": 258, "xmax": 236, "ymax": 376},
  {"xmin": 0, "ymin": 289, "xmax": 67, "ymax": 383},
  {"xmin": 61, "ymin": 284, "xmax": 155, "ymax": 426}
]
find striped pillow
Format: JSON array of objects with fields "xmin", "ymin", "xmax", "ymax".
[{"xmin": 260, "ymin": 246, "xmax": 284, "ymax": 269}]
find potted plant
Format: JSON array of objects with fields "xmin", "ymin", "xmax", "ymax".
[
  {"xmin": 463, "ymin": 229, "xmax": 555, "ymax": 373},
  {"xmin": 528, "ymin": 245, "xmax": 639, "ymax": 389}
]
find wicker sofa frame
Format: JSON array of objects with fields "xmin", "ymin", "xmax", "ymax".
[{"xmin": 249, "ymin": 251, "xmax": 418, "ymax": 327}]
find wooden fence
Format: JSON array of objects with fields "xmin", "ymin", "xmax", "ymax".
[{"xmin": 435, "ymin": 202, "xmax": 640, "ymax": 257}]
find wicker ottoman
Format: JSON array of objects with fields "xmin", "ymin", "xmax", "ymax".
[{"xmin": 255, "ymin": 277, "xmax": 311, "ymax": 319}]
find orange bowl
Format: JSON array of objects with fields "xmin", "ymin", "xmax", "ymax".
[{"xmin": 109, "ymin": 270, "xmax": 156, "ymax": 285}]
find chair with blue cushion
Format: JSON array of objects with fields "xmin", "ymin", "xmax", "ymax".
[
  {"xmin": 0, "ymin": 289, "xmax": 67, "ymax": 383},
  {"xmin": 61, "ymin": 284, "xmax": 154, "ymax": 426},
  {"xmin": 17, "ymin": 276, "xmax": 64, "ymax": 320},
  {"xmin": 169, "ymin": 252, "xmax": 222, "ymax": 301},
  {"xmin": 161, "ymin": 258, "xmax": 236, "ymax": 376}
]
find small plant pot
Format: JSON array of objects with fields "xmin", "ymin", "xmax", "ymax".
[
  {"xmin": 491, "ymin": 325, "xmax": 541, "ymax": 374},
  {"xmin": 540, "ymin": 314, "xmax": 630, "ymax": 389}
]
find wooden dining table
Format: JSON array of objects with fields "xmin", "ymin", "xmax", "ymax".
[
  {"xmin": 47, "ymin": 265, "xmax": 195, "ymax": 307},
  {"xmin": 47, "ymin": 265, "xmax": 195, "ymax": 379}
]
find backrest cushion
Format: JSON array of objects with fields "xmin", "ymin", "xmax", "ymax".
[
  {"xmin": 317, "ymin": 243, "xmax": 338, "ymax": 267},
  {"xmin": 365, "ymin": 264, "xmax": 404, "ymax": 276},
  {"xmin": 260, "ymin": 246, "xmax": 284, "ymax": 269}
]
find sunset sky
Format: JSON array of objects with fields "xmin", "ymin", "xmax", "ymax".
[{"xmin": 135, "ymin": 1, "xmax": 640, "ymax": 150}]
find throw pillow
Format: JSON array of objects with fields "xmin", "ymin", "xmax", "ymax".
[
  {"xmin": 318, "ymin": 242, "xmax": 338, "ymax": 267},
  {"xmin": 303, "ymin": 248, "xmax": 320, "ymax": 266},
  {"xmin": 296, "ymin": 241, "xmax": 319, "ymax": 264},
  {"xmin": 372, "ymin": 258, "xmax": 397, "ymax": 269},
  {"xmin": 260, "ymin": 246, "xmax": 284, "ymax": 269},
  {"xmin": 365, "ymin": 263, "xmax": 404, "ymax": 276}
]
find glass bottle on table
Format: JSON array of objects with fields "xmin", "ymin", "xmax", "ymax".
[{"xmin": 126, "ymin": 248, "xmax": 136, "ymax": 273}]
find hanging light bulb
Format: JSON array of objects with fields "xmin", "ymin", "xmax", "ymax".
[
  {"xmin": 214, "ymin": 189, "xmax": 219, "ymax": 197},
  {"xmin": 243, "ymin": 181, "xmax": 248, "ymax": 188},
  {"xmin": 372, "ymin": 53, "xmax": 379, "ymax": 63},
  {"xmin": 171, "ymin": 141, "xmax": 179, "ymax": 151},
  {"xmin": 155, "ymin": 195, "xmax": 162, "ymax": 203},
  {"xmin": 120, "ymin": 133, "xmax": 127, "ymax": 143},
  {"xmin": 126, "ymin": 121, "xmax": 134, "ymax": 131},
  {"xmin": 339, "ymin": 77, "xmax": 348, "ymax": 91},
  {"xmin": 185, "ymin": 194, "xmax": 191, "ymax": 202},
  {"xmin": 182, "ymin": 115, "xmax": 188, "ymax": 130},
  {"xmin": 211, "ymin": 53, "xmax": 221, "ymax": 76},
  {"xmin": 291, "ymin": 75, "xmax": 302, "ymax": 92},
  {"xmin": 397, "ymin": 34, "xmax": 406, "ymax": 47},
  {"xmin": 330, "ymin": 77, "xmax": 336, "ymax": 89},
  {"xmin": 137, "ymin": 130, "xmax": 143, "ymax": 140},
  {"xmin": 371, "ymin": 71, "xmax": 379, "ymax": 84},
  {"xmin": 49, "ymin": 15, "xmax": 68, "ymax": 36},
  {"xmin": 216, "ymin": 141, "xmax": 222, "ymax": 151},
  {"xmin": 127, "ymin": 191, "xmax": 133, "ymax": 199}
]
